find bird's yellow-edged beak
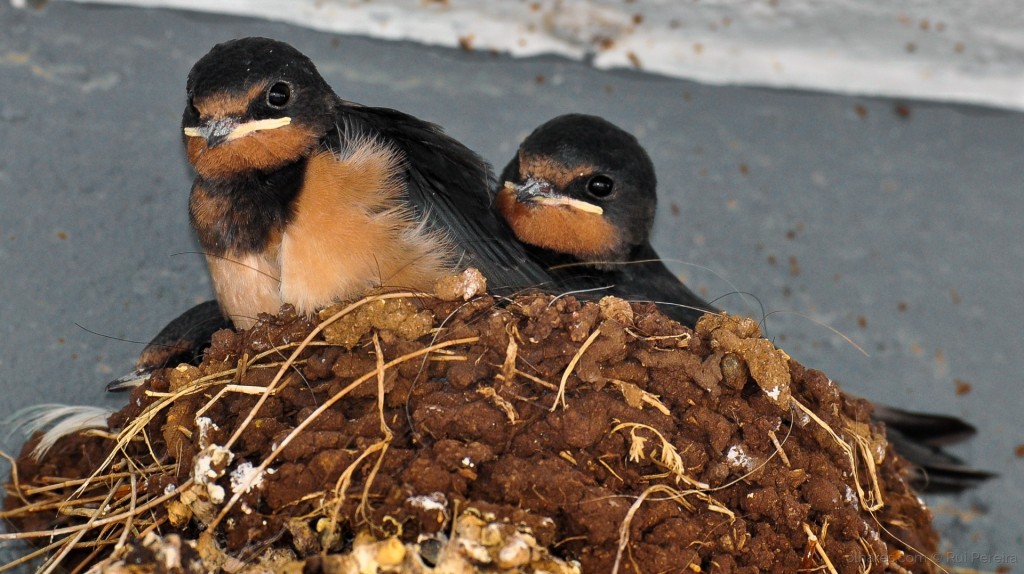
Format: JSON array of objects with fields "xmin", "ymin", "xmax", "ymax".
[
  {"xmin": 183, "ymin": 117, "xmax": 292, "ymax": 147},
  {"xmin": 503, "ymin": 180, "xmax": 604, "ymax": 215}
]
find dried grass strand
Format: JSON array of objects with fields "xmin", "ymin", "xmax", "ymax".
[
  {"xmin": 551, "ymin": 327, "xmax": 602, "ymax": 410},
  {"xmin": 791, "ymin": 397, "xmax": 884, "ymax": 512},
  {"xmin": 0, "ymin": 478, "xmax": 192, "ymax": 541},
  {"xmin": 802, "ymin": 522, "xmax": 839, "ymax": 574}
]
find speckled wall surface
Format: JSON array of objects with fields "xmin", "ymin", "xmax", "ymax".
[
  {"xmin": 1, "ymin": 2, "xmax": 1020, "ymax": 567},
  {"xmin": 50, "ymin": 0, "xmax": 1024, "ymax": 111}
]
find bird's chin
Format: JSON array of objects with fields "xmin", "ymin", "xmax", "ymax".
[
  {"xmin": 185, "ymin": 122, "xmax": 319, "ymax": 180},
  {"xmin": 496, "ymin": 187, "xmax": 620, "ymax": 261}
]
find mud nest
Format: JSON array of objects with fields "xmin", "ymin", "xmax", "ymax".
[{"xmin": 4, "ymin": 271, "xmax": 939, "ymax": 573}]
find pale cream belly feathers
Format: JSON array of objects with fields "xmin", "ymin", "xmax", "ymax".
[{"xmin": 207, "ymin": 141, "xmax": 453, "ymax": 330}]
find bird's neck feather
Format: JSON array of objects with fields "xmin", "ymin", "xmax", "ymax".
[{"xmin": 189, "ymin": 158, "xmax": 307, "ymax": 256}]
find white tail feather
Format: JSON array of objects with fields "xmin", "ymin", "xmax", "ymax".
[{"xmin": 4, "ymin": 404, "xmax": 113, "ymax": 461}]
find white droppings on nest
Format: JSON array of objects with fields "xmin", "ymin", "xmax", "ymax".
[
  {"xmin": 726, "ymin": 444, "xmax": 756, "ymax": 471},
  {"xmin": 765, "ymin": 385, "xmax": 783, "ymax": 401},
  {"xmin": 204, "ymin": 483, "xmax": 225, "ymax": 505},
  {"xmin": 193, "ymin": 444, "xmax": 233, "ymax": 504},
  {"xmin": 229, "ymin": 461, "xmax": 266, "ymax": 495},
  {"xmin": 599, "ymin": 296, "xmax": 634, "ymax": 324},
  {"xmin": 459, "ymin": 268, "xmax": 487, "ymax": 299},
  {"xmin": 408, "ymin": 492, "xmax": 449, "ymax": 514},
  {"xmin": 872, "ymin": 440, "xmax": 887, "ymax": 463},
  {"xmin": 195, "ymin": 416, "xmax": 219, "ymax": 448},
  {"xmin": 844, "ymin": 485, "xmax": 857, "ymax": 505}
]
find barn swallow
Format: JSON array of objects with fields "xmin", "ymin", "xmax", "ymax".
[
  {"xmin": 497, "ymin": 113, "xmax": 992, "ymax": 491},
  {"xmin": 182, "ymin": 37, "xmax": 553, "ymax": 331},
  {"xmin": 108, "ymin": 37, "xmax": 558, "ymax": 389},
  {"xmin": 497, "ymin": 113, "xmax": 714, "ymax": 327}
]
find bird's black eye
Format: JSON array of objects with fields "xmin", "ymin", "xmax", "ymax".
[
  {"xmin": 586, "ymin": 175, "xmax": 614, "ymax": 198},
  {"xmin": 186, "ymin": 91, "xmax": 198, "ymax": 115},
  {"xmin": 267, "ymin": 82, "xmax": 290, "ymax": 108}
]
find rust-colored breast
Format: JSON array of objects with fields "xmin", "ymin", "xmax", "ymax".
[
  {"xmin": 186, "ymin": 122, "xmax": 319, "ymax": 181},
  {"xmin": 278, "ymin": 143, "xmax": 453, "ymax": 316},
  {"xmin": 497, "ymin": 187, "xmax": 620, "ymax": 262}
]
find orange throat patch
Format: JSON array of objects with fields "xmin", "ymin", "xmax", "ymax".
[
  {"xmin": 496, "ymin": 187, "xmax": 620, "ymax": 262},
  {"xmin": 185, "ymin": 122, "xmax": 319, "ymax": 181}
]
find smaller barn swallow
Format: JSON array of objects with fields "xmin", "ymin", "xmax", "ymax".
[
  {"xmin": 497, "ymin": 113, "xmax": 715, "ymax": 326},
  {"xmin": 497, "ymin": 113, "xmax": 991, "ymax": 491}
]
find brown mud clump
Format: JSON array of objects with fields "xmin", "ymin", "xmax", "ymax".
[{"xmin": 4, "ymin": 272, "xmax": 938, "ymax": 573}]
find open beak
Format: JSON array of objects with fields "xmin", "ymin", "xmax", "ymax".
[
  {"xmin": 503, "ymin": 179, "xmax": 604, "ymax": 215},
  {"xmin": 183, "ymin": 116, "xmax": 292, "ymax": 148}
]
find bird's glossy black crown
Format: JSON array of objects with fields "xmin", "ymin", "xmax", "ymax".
[{"xmin": 183, "ymin": 37, "xmax": 336, "ymax": 128}]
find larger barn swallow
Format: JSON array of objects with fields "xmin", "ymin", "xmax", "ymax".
[
  {"xmin": 182, "ymin": 37, "xmax": 553, "ymax": 331},
  {"xmin": 497, "ymin": 113, "xmax": 991, "ymax": 491},
  {"xmin": 107, "ymin": 37, "xmax": 589, "ymax": 391}
]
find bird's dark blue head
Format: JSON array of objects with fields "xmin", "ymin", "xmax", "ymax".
[
  {"xmin": 185, "ymin": 37, "xmax": 330, "ymax": 98},
  {"xmin": 497, "ymin": 114, "xmax": 658, "ymax": 262},
  {"xmin": 182, "ymin": 37, "xmax": 337, "ymax": 180}
]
